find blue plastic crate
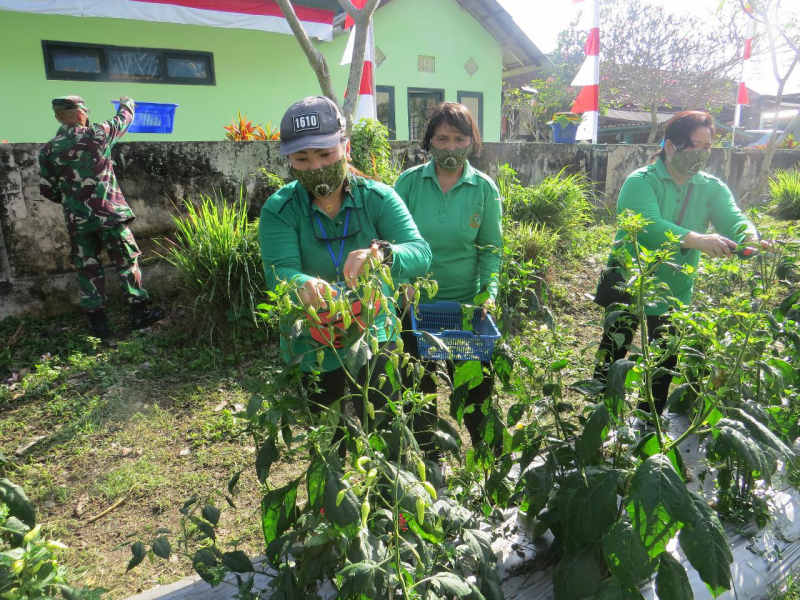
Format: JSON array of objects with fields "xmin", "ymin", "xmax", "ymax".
[
  {"xmin": 111, "ymin": 101, "xmax": 178, "ymax": 134},
  {"xmin": 409, "ymin": 301, "xmax": 500, "ymax": 362}
]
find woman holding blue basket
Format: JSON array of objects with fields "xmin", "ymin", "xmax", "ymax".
[
  {"xmin": 259, "ymin": 96, "xmax": 431, "ymax": 445},
  {"xmin": 395, "ymin": 102, "xmax": 503, "ymax": 451}
]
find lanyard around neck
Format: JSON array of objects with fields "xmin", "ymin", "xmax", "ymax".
[{"xmin": 314, "ymin": 208, "xmax": 351, "ymax": 274}]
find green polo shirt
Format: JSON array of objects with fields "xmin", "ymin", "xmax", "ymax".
[
  {"xmin": 394, "ymin": 160, "xmax": 502, "ymax": 304},
  {"xmin": 259, "ymin": 174, "xmax": 431, "ymax": 372},
  {"xmin": 610, "ymin": 158, "xmax": 756, "ymax": 315}
]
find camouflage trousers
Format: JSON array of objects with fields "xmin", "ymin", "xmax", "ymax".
[{"xmin": 69, "ymin": 223, "xmax": 150, "ymax": 311}]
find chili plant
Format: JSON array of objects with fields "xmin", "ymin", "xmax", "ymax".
[{"xmin": 129, "ymin": 268, "xmax": 505, "ymax": 599}]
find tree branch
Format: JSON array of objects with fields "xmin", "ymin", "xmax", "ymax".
[
  {"xmin": 339, "ymin": 0, "xmax": 380, "ymax": 131},
  {"xmin": 336, "ymin": 0, "xmax": 360, "ymax": 24},
  {"xmin": 275, "ymin": 0, "xmax": 339, "ymax": 105}
]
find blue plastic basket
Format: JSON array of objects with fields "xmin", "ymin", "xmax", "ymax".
[
  {"xmin": 551, "ymin": 121, "xmax": 578, "ymax": 143},
  {"xmin": 111, "ymin": 101, "xmax": 178, "ymax": 134},
  {"xmin": 409, "ymin": 301, "xmax": 501, "ymax": 362}
]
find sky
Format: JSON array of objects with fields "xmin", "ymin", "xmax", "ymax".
[{"xmin": 497, "ymin": 0, "xmax": 800, "ymax": 96}]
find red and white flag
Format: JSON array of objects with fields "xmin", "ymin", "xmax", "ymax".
[
  {"xmin": 570, "ymin": 0, "xmax": 599, "ymax": 143},
  {"xmin": 734, "ymin": 18, "xmax": 756, "ymax": 129},
  {"xmin": 0, "ymin": 0, "xmax": 335, "ymax": 40},
  {"xmin": 340, "ymin": 0, "xmax": 376, "ymax": 123}
]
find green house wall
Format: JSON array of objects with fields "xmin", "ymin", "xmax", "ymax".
[{"xmin": 0, "ymin": 0, "xmax": 503, "ymax": 143}]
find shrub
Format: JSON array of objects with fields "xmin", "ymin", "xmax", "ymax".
[
  {"xmin": 350, "ymin": 118, "xmax": 402, "ymax": 184},
  {"xmin": 769, "ymin": 169, "xmax": 800, "ymax": 220},
  {"xmin": 156, "ymin": 190, "xmax": 266, "ymax": 349},
  {"xmin": 506, "ymin": 168, "xmax": 592, "ymax": 246}
]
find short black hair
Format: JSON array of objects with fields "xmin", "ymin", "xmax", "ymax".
[
  {"xmin": 421, "ymin": 102, "xmax": 482, "ymax": 155},
  {"xmin": 658, "ymin": 110, "xmax": 714, "ymax": 160}
]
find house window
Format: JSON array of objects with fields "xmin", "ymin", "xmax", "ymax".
[
  {"xmin": 42, "ymin": 41, "xmax": 215, "ymax": 85},
  {"xmin": 458, "ymin": 91, "xmax": 483, "ymax": 137},
  {"xmin": 376, "ymin": 85, "xmax": 396, "ymax": 139},
  {"xmin": 408, "ymin": 88, "xmax": 444, "ymax": 140}
]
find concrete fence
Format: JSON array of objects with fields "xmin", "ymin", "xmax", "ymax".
[{"xmin": 1, "ymin": 140, "xmax": 799, "ymax": 318}]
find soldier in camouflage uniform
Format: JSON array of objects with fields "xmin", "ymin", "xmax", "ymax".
[{"xmin": 39, "ymin": 95, "xmax": 163, "ymax": 339}]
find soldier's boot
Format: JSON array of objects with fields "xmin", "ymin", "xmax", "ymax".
[
  {"xmin": 87, "ymin": 309, "xmax": 113, "ymax": 340},
  {"xmin": 130, "ymin": 302, "xmax": 164, "ymax": 330}
]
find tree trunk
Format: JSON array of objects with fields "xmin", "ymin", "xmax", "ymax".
[
  {"xmin": 276, "ymin": 0, "xmax": 380, "ymax": 133},
  {"xmin": 647, "ymin": 105, "xmax": 660, "ymax": 143}
]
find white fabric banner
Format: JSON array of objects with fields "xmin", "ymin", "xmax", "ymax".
[
  {"xmin": 0, "ymin": 0, "xmax": 334, "ymax": 40},
  {"xmin": 575, "ymin": 110, "xmax": 598, "ymax": 141},
  {"xmin": 571, "ymin": 55, "xmax": 599, "ymax": 87}
]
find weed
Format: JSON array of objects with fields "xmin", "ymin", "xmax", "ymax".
[
  {"xmin": 505, "ymin": 167, "xmax": 593, "ymax": 247},
  {"xmin": 769, "ymin": 169, "xmax": 800, "ymax": 220},
  {"xmin": 156, "ymin": 189, "xmax": 269, "ymax": 353},
  {"xmin": 94, "ymin": 458, "xmax": 170, "ymax": 502}
]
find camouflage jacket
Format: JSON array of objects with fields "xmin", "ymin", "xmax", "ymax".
[{"xmin": 39, "ymin": 98, "xmax": 136, "ymax": 232}]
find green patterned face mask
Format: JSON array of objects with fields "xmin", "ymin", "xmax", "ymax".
[
  {"xmin": 430, "ymin": 145, "xmax": 471, "ymax": 171},
  {"xmin": 290, "ymin": 157, "xmax": 348, "ymax": 198},
  {"xmin": 669, "ymin": 148, "xmax": 710, "ymax": 178}
]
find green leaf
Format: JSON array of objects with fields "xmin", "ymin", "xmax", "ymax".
[
  {"xmin": 189, "ymin": 515, "xmax": 216, "ymax": 540},
  {"xmin": 227, "ymin": 471, "xmax": 241, "ymax": 496},
  {"xmin": 550, "ymin": 358, "xmax": 569, "ymax": 371},
  {"xmin": 454, "ymin": 360, "xmax": 484, "ymax": 391},
  {"xmin": 507, "ymin": 402, "xmax": 526, "ymax": 427},
  {"xmin": 202, "ymin": 504, "xmax": 220, "ymax": 526},
  {"xmin": 775, "ymin": 289, "xmax": 800, "ymax": 322},
  {"xmin": 323, "ymin": 470, "xmax": 360, "ymax": 529},
  {"xmin": 553, "ymin": 549, "xmax": 605, "ymax": 599},
  {"xmin": 256, "ymin": 436, "xmax": 279, "ymax": 484},
  {"xmin": 678, "ymin": 496, "xmax": 732, "ymax": 598},
  {"xmin": 707, "ymin": 422, "xmax": 774, "ymax": 480},
  {"xmin": 152, "ymin": 536, "xmax": 171, "ymax": 559},
  {"xmin": 593, "ymin": 579, "xmax": 645, "ymax": 600},
  {"xmin": 607, "ymin": 359, "xmax": 635, "ymax": 401},
  {"xmin": 626, "ymin": 455, "xmax": 693, "ymax": 557},
  {"xmin": 261, "ymin": 479, "xmax": 299, "ymax": 547},
  {"xmin": 192, "ymin": 547, "xmax": 224, "ymax": 585},
  {"xmin": 337, "ymin": 560, "xmax": 379, "ymax": 598},
  {"xmin": 222, "ymin": 550, "xmax": 254, "ymax": 573},
  {"xmin": 727, "ymin": 408, "xmax": 794, "ymax": 459},
  {"xmin": 179, "ymin": 495, "xmax": 198, "ymax": 515},
  {"xmin": 306, "ymin": 456, "xmax": 326, "ymax": 509},
  {"xmin": 602, "ymin": 521, "xmax": 654, "ymax": 588},
  {"xmin": 0, "ymin": 478, "xmax": 36, "ymax": 527},
  {"xmin": 429, "ymin": 572, "xmax": 472, "ymax": 597},
  {"xmin": 522, "ymin": 463, "xmax": 554, "ymax": 515},
  {"xmin": 431, "ymin": 429, "xmax": 461, "ymax": 454},
  {"xmin": 656, "ymin": 552, "xmax": 693, "ymax": 600},
  {"xmin": 126, "ymin": 541, "xmax": 146, "ymax": 571},
  {"xmin": 576, "ymin": 403, "xmax": 610, "ymax": 464},
  {"xmin": 560, "ymin": 469, "xmax": 621, "ymax": 551}
]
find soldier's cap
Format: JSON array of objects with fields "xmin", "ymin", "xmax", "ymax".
[
  {"xmin": 52, "ymin": 96, "xmax": 88, "ymax": 113},
  {"xmin": 280, "ymin": 96, "xmax": 346, "ymax": 156}
]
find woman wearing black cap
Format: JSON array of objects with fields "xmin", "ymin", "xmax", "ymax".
[{"xmin": 258, "ymin": 96, "xmax": 431, "ymax": 446}]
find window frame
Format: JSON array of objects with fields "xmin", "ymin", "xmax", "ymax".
[
  {"xmin": 42, "ymin": 40, "xmax": 216, "ymax": 86},
  {"xmin": 457, "ymin": 91, "xmax": 484, "ymax": 137},
  {"xmin": 407, "ymin": 87, "xmax": 445, "ymax": 141},
  {"xmin": 376, "ymin": 85, "xmax": 396, "ymax": 140}
]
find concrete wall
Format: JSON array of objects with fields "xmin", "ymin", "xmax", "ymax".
[{"xmin": 2, "ymin": 140, "xmax": 800, "ymax": 318}]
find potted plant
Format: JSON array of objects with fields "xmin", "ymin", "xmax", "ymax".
[{"xmin": 549, "ymin": 112, "xmax": 581, "ymax": 143}]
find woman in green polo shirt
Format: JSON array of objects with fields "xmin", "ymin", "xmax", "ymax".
[
  {"xmin": 394, "ymin": 102, "xmax": 503, "ymax": 450},
  {"xmin": 259, "ymin": 96, "xmax": 431, "ymax": 423},
  {"xmin": 594, "ymin": 110, "xmax": 766, "ymax": 413}
]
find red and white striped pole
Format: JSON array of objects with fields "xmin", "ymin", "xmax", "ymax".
[
  {"xmin": 733, "ymin": 13, "xmax": 756, "ymax": 145},
  {"xmin": 570, "ymin": 0, "xmax": 599, "ymax": 144},
  {"xmin": 340, "ymin": 0, "xmax": 377, "ymax": 123}
]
